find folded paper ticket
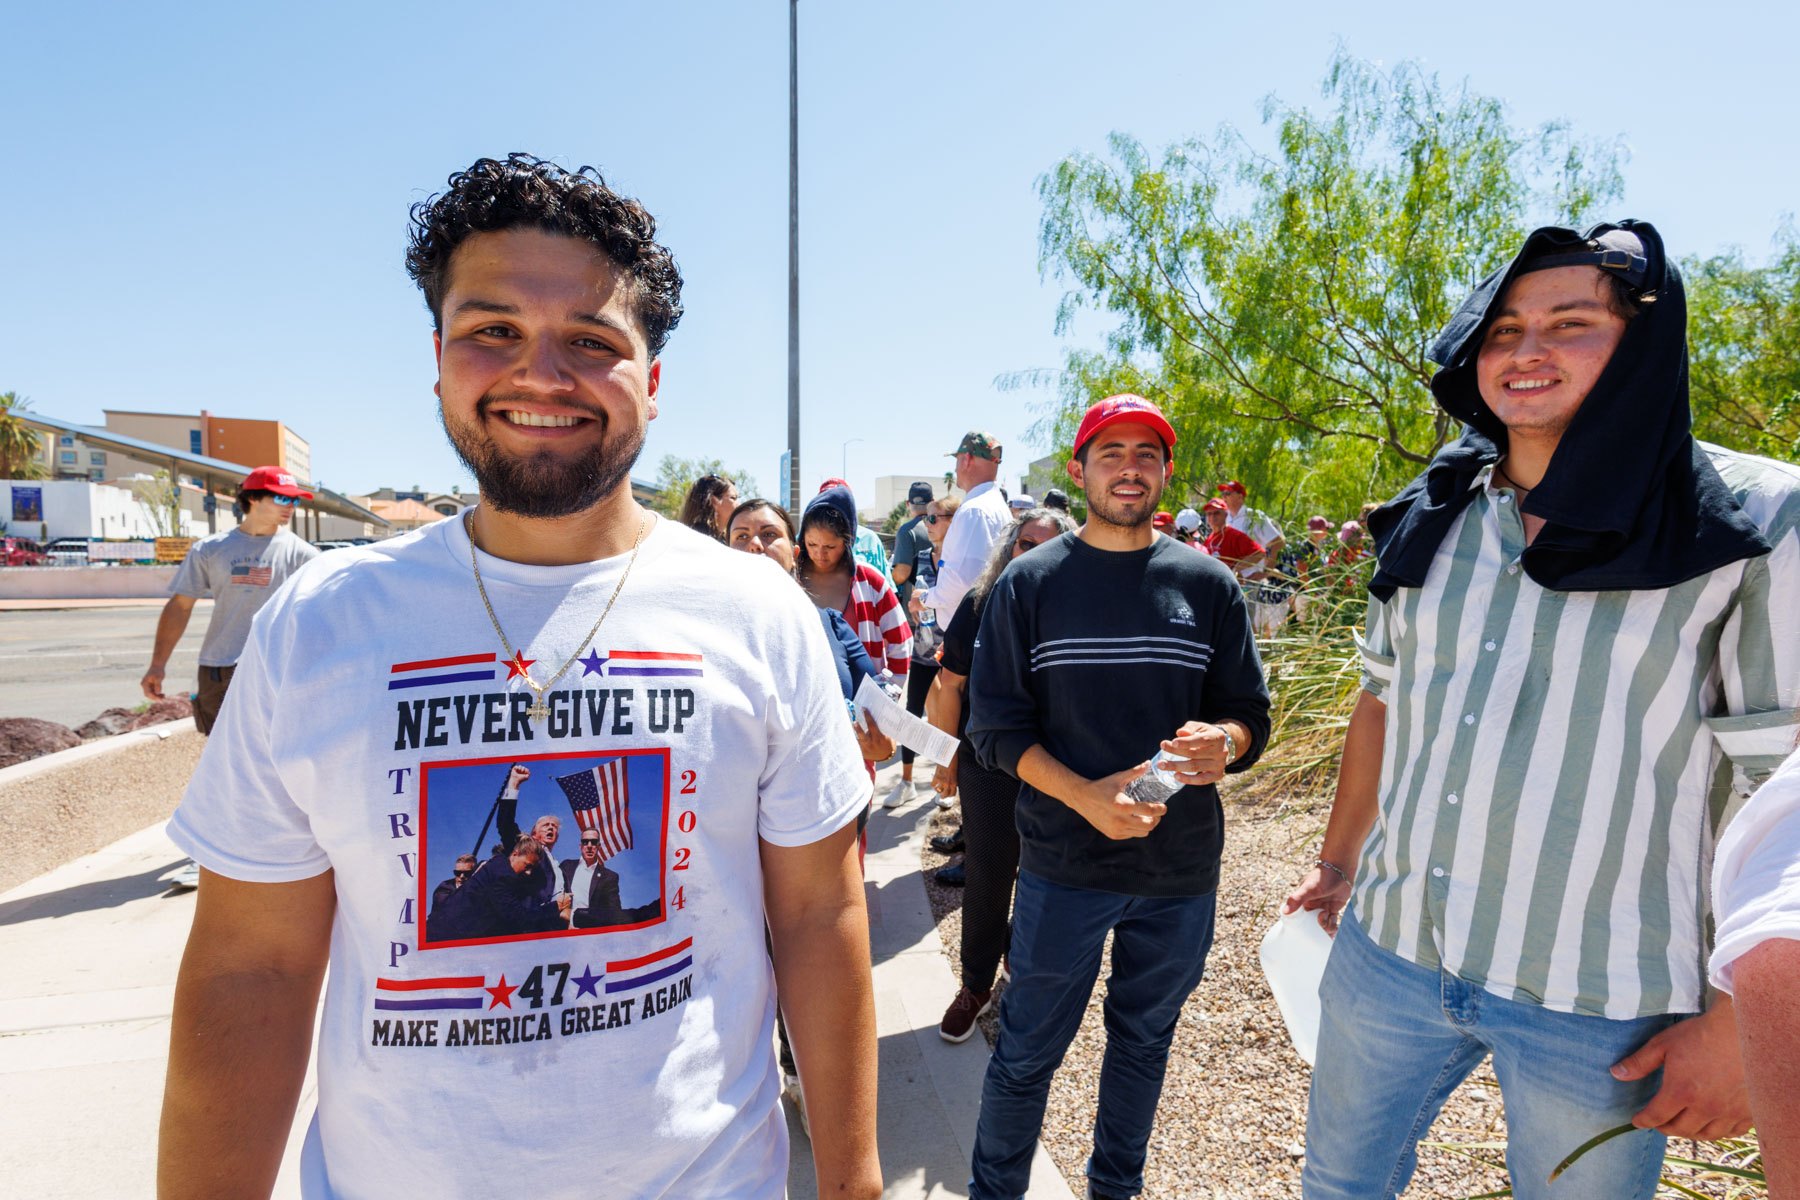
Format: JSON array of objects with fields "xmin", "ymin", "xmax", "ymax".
[{"xmin": 854, "ymin": 675, "xmax": 960, "ymax": 765}]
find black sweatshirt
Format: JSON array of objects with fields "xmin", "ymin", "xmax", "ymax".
[{"xmin": 967, "ymin": 532, "xmax": 1270, "ymax": 897}]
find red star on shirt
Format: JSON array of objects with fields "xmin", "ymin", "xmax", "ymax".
[
  {"xmin": 504, "ymin": 652, "xmax": 537, "ymax": 680},
  {"xmin": 485, "ymin": 975, "xmax": 518, "ymax": 1009}
]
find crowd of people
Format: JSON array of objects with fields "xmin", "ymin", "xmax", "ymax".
[{"xmin": 156, "ymin": 153, "xmax": 1799, "ymax": 1200}]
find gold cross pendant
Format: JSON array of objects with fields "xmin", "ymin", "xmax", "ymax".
[{"xmin": 526, "ymin": 694, "xmax": 551, "ymax": 723}]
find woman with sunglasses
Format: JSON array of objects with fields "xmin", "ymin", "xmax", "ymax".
[
  {"xmin": 926, "ymin": 506, "xmax": 1076, "ymax": 1043},
  {"xmin": 883, "ymin": 493, "xmax": 962, "ymax": 809}
]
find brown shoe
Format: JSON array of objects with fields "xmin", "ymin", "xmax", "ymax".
[{"xmin": 938, "ymin": 985, "xmax": 994, "ymax": 1043}]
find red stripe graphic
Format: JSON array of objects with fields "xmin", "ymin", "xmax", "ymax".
[
  {"xmin": 391, "ymin": 652, "xmax": 497, "ymax": 673},
  {"xmin": 610, "ymin": 650, "xmax": 703, "ymax": 661},
  {"xmin": 377, "ymin": 976, "xmax": 485, "ymax": 991},
  {"xmin": 608, "ymin": 937, "xmax": 693, "ymax": 972}
]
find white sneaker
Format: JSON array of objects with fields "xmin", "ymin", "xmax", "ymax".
[
  {"xmin": 169, "ymin": 861, "xmax": 201, "ymax": 891},
  {"xmin": 883, "ymin": 780, "xmax": 916, "ymax": 809}
]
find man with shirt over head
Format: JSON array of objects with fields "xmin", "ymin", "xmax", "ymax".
[
  {"xmin": 966, "ymin": 394, "xmax": 1270, "ymax": 1200},
  {"xmin": 159, "ymin": 155, "xmax": 880, "ymax": 1200},
  {"xmin": 1217, "ymin": 480, "xmax": 1284, "ymax": 558},
  {"xmin": 1285, "ymin": 221, "xmax": 1799, "ymax": 1199},
  {"xmin": 911, "ymin": 431, "xmax": 1011, "ymax": 625}
]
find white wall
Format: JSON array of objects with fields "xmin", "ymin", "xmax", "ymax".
[{"xmin": 0, "ymin": 565, "xmax": 179, "ymax": 599}]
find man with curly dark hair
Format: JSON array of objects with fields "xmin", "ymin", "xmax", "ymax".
[{"xmin": 160, "ymin": 155, "xmax": 882, "ymax": 1200}]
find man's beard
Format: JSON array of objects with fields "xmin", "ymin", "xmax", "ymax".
[
  {"xmin": 441, "ymin": 392, "xmax": 645, "ymax": 519},
  {"xmin": 1084, "ymin": 477, "xmax": 1163, "ymax": 530}
]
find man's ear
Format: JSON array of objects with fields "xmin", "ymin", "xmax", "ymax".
[
  {"xmin": 1066, "ymin": 457, "xmax": 1085, "ymax": 491},
  {"xmin": 645, "ymin": 357, "xmax": 661, "ymax": 421},
  {"xmin": 432, "ymin": 330, "xmax": 443, "ymax": 399}
]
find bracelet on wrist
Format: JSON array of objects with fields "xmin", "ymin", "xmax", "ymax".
[{"xmin": 1316, "ymin": 858, "xmax": 1353, "ymax": 888}]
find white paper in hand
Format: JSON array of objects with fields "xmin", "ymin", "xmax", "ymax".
[
  {"xmin": 1258, "ymin": 907, "xmax": 1337, "ymax": 1066},
  {"xmin": 853, "ymin": 674, "xmax": 958, "ymax": 765}
]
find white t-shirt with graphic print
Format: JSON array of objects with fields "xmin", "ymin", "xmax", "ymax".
[{"xmin": 168, "ymin": 513, "xmax": 869, "ymax": 1200}]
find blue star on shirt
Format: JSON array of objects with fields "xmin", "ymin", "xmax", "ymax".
[
  {"xmin": 578, "ymin": 649, "xmax": 607, "ymax": 677},
  {"xmin": 572, "ymin": 964, "xmax": 603, "ymax": 998}
]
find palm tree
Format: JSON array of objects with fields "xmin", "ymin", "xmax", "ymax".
[{"xmin": 0, "ymin": 392, "xmax": 48, "ymax": 480}]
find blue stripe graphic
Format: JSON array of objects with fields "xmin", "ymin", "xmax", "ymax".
[
  {"xmin": 387, "ymin": 670, "xmax": 498, "ymax": 690},
  {"xmin": 605, "ymin": 955, "xmax": 693, "ymax": 993},
  {"xmin": 373, "ymin": 997, "xmax": 485, "ymax": 1011}
]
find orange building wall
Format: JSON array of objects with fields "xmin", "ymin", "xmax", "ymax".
[{"xmin": 207, "ymin": 418, "xmax": 287, "ymax": 470}]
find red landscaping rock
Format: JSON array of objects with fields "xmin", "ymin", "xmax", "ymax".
[{"xmin": 0, "ymin": 717, "xmax": 83, "ymax": 769}]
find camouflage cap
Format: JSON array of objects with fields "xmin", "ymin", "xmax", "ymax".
[{"xmin": 947, "ymin": 431, "xmax": 1003, "ymax": 462}]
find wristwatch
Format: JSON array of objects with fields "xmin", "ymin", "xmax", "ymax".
[{"xmin": 1221, "ymin": 727, "xmax": 1236, "ymax": 767}]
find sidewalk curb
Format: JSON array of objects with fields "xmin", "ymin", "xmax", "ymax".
[{"xmin": 0, "ymin": 718, "xmax": 196, "ymax": 787}]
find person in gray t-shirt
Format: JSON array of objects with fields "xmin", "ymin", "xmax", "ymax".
[{"xmin": 142, "ymin": 466, "xmax": 319, "ymax": 736}]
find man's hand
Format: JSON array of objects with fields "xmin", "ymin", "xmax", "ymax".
[
  {"xmin": 932, "ymin": 754, "xmax": 958, "ymax": 800},
  {"xmin": 1161, "ymin": 721, "xmax": 1234, "ymax": 786},
  {"xmin": 1073, "ymin": 764, "xmax": 1165, "ymax": 840},
  {"xmin": 506, "ymin": 763, "xmax": 531, "ymax": 796},
  {"xmin": 1611, "ymin": 998, "xmax": 1752, "ymax": 1138},
  {"xmin": 556, "ymin": 894, "xmax": 573, "ymax": 918},
  {"xmin": 907, "ymin": 592, "xmax": 927, "ymax": 619},
  {"xmin": 1284, "ymin": 864, "xmax": 1352, "ymax": 936},
  {"xmin": 852, "ymin": 714, "xmax": 895, "ymax": 763},
  {"xmin": 141, "ymin": 664, "xmax": 167, "ymax": 701}
]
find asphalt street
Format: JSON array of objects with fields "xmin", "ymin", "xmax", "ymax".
[{"xmin": 0, "ymin": 603, "xmax": 212, "ymax": 728}]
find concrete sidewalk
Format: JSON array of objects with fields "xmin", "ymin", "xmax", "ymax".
[{"xmin": 0, "ymin": 759, "xmax": 1072, "ymax": 1199}]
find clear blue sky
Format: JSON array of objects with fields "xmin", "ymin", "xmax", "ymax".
[{"xmin": 3, "ymin": 1, "xmax": 1792, "ymax": 508}]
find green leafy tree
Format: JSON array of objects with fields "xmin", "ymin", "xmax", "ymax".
[
  {"xmin": 1684, "ymin": 229, "xmax": 1800, "ymax": 461},
  {"xmin": 0, "ymin": 392, "xmax": 49, "ymax": 480},
  {"xmin": 649, "ymin": 455, "xmax": 761, "ymax": 519},
  {"xmin": 1019, "ymin": 49, "xmax": 1625, "ymax": 522},
  {"xmin": 880, "ymin": 500, "xmax": 909, "ymax": 535}
]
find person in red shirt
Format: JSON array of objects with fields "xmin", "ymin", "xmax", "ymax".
[{"xmin": 1201, "ymin": 499, "xmax": 1265, "ymax": 579}]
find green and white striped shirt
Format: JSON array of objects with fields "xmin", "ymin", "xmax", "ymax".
[{"xmin": 1352, "ymin": 444, "xmax": 1800, "ymax": 1019}]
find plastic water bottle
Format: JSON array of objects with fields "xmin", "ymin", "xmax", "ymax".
[
  {"xmin": 1258, "ymin": 907, "xmax": 1337, "ymax": 1066},
  {"xmin": 1124, "ymin": 749, "xmax": 1190, "ymax": 805}
]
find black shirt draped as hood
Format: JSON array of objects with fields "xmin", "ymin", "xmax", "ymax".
[{"xmin": 1366, "ymin": 219, "xmax": 1768, "ymax": 602}]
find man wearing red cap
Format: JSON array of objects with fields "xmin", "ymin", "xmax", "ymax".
[
  {"xmin": 965, "ymin": 394, "xmax": 1269, "ymax": 1200},
  {"xmin": 142, "ymin": 465, "xmax": 318, "ymax": 737}
]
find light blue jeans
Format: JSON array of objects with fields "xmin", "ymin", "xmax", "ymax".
[{"xmin": 1301, "ymin": 910, "xmax": 1684, "ymax": 1200}]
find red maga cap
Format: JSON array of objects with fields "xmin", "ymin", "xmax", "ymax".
[
  {"xmin": 1073, "ymin": 394, "xmax": 1176, "ymax": 459},
  {"xmin": 1151, "ymin": 511, "xmax": 1173, "ymax": 528},
  {"xmin": 1216, "ymin": 480, "xmax": 1246, "ymax": 495},
  {"xmin": 240, "ymin": 466, "xmax": 313, "ymax": 499},
  {"xmin": 1202, "ymin": 498, "xmax": 1228, "ymax": 514}
]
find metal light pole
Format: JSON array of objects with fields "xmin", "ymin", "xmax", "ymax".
[
  {"xmin": 786, "ymin": 0, "xmax": 801, "ymax": 515},
  {"xmin": 841, "ymin": 436, "xmax": 862, "ymax": 480}
]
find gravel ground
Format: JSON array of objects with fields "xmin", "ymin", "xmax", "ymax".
[
  {"xmin": 921, "ymin": 787, "xmax": 1759, "ymax": 1199},
  {"xmin": 0, "ymin": 727, "xmax": 204, "ymax": 893}
]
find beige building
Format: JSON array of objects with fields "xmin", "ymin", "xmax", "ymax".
[{"xmin": 98, "ymin": 410, "xmax": 311, "ymax": 487}]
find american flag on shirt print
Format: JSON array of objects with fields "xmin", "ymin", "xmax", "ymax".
[
  {"xmin": 229, "ymin": 562, "xmax": 273, "ymax": 586},
  {"xmin": 555, "ymin": 759, "xmax": 634, "ymax": 860}
]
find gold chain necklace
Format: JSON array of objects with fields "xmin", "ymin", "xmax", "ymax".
[{"xmin": 465, "ymin": 510, "xmax": 650, "ymax": 723}]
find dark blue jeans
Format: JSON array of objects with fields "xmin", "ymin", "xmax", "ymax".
[{"xmin": 969, "ymin": 870, "xmax": 1217, "ymax": 1200}]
